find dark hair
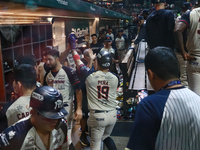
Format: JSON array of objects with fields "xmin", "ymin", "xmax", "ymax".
[
  {"xmin": 145, "ymin": 46, "xmax": 180, "ymax": 80},
  {"xmin": 20, "ymin": 55, "xmax": 36, "ymax": 67},
  {"xmin": 13, "ymin": 64, "xmax": 37, "ymax": 89},
  {"xmin": 91, "ymin": 34, "xmax": 97, "ymax": 37},
  {"xmin": 45, "ymin": 48, "xmax": 60, "ymax": 58}
]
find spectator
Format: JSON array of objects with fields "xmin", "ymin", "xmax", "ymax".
[
  {"xmin": 0, "ymin": 86, "xmax": 68, "ymax": 150},
  {"xmin": 146, "ymin": 0, "xmax": 175, "ymax": 49},
  {"xmin": 126, "ymin": 46, "xmax": 200, "ymax": 150},
  {"xmin": 0, "ymin": 64, "xmax": 36, "ymax": 132},
  {"xmin": 174, "ymin": 1, "xmax": 200, "ymax": 94}
]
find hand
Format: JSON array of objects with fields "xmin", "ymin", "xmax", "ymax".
[
  {"xmin": 74, "ymin": 108, "xmax": 82, "ymax": 123},
  {"xmin": 183, "ymin": 53, "xmax": 194, "ymax": 61},
  {"xmin": 88, "ymin": 49, "xmax": 96, "ymax": 61}
]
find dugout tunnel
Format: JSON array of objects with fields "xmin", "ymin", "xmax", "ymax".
[{"xmin": 0, "ymin": 0, "xmax": 131, "ymax": 103}]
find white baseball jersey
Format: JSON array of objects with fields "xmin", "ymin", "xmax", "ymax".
[
  {"xmin": 0, "ymin": 117, "xmax": 68, "ymax": 150},
  {"xmin": 81, "ymin": 67, "xmax": 118, "ymax": 110},
  {"xmin": 180, "ymin": 8, "xmax": 200, "ymax": 55},
  {"xmin": 115, "ymin": 36, "xmax": 125, "ymax": 50},
  {"xmin": 0, "ymin": 96, "xmax": 31, "ymax": 132},
  {"xmin": 44, "ymin": 66, "xmax": 80, "ymax": 105}
]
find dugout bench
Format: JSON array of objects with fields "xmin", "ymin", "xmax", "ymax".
[{"xmin": 120, "ymin": 40, "xmax": 154, "ymax": 118}]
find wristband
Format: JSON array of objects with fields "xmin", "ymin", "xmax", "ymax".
[{"xmin": 73, "ymin": 54, "xmax": 80, "ymax": 61}]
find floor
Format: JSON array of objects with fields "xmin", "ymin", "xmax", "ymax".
[{"xmin": 71, "ymin": 120, "xmax": 133, "ymax": 150}]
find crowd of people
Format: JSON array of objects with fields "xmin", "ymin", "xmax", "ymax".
[{"xmin": 0, "ymin": 0, "xmax": 200, "ymax": 150}]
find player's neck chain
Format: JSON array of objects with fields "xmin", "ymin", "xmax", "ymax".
[{"xmin": 160, "ymin": 80, "xmax": 181, "ymax": 91}]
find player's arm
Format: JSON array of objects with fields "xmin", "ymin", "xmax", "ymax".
[
  {"xmin": 74, "ymin": 89, "xmax": 82, "ymax": 122},
  {"xmin": 174, "ymin": 22, "xmax": 188, "ymax": 60},
  {"xmin": 174, "ymin": 12, "xmax": 194, "ymax": 61},
  {"xmin": 126, "ymin": 101, "xmax": 158, "ymax": 150},
  {"xmin": 72, "ymin": 49, "xmax": 84, "ymax": 68}
]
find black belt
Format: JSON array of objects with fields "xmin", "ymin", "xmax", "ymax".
[{"xmin": 94, "ymin": 110, "xmax": 111, "ymax": 113}]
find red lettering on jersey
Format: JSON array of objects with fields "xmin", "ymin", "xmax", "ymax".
[
  {"xmin": 98, "ymin": 80, "xmax": 108, "ymax": 85},
  {"xmin": 17, "ymin": 112, "xmax": 30, "ymax": 120}
]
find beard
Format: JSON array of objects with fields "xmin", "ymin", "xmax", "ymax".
[{"xmin": 47, "ymin": 62, "xmax": 57, "ymax": 70}]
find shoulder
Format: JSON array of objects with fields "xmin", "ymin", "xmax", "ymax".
[
  {"xmin": 0, "ymin": 117, "xmax": 32, "ymax": 149},
  {"xmin": 138, "ymin": 90, "xmax": 171, "ymax": 114}
]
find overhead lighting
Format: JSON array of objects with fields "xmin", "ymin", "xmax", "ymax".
[{"xmin": 47, "ymin": 17, "xmax": 53, "ymax": 22}]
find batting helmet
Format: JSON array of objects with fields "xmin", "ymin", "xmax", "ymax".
[
  {"xmin": 97, "ymin": 50, "xmax": 112, "ymax": 68},
  {"xmin": 30, "ymin": 86, "xmax": 68, "ymax": 119}
]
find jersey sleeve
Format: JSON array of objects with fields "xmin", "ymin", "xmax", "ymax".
[
  {"xmin": 62, "ymin": 66, "xmax": 81, "ymax": 90},
  {"xmin": 126, "ymin": 91, "xmax": 169, "ymax": 150},
  {"xmin": 179, "ymin": 11, "xmax": 190, "ymax": 27},
  {"xmin": 0, "ymin": 102, "xmax": 14, "ymax": 132},
  {"xmin": 0, "ymin": 118, "xmax": 32, "ymax": 150}
]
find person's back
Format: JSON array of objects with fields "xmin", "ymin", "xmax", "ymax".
[
  {"xmin": 86, "ymin": 70, "xmax": 118, "ymax": 110},
  {"xmin": 146, "ymin": 9, "xmax": 175, "ymax": 49},
  {"xmin": 126, "ymin": 47, "xmax": 200, "ymax": 150},
  {"xmin": 146, "ymin": 0, "xmax": 175, "ymax": 49},
  {"xmin": 155, "ymin": 87, "xmax": 200, "ymax": 150}
]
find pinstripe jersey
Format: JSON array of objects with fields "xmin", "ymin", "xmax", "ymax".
[
  {"xmin": 79, "ymin": 65, "xmax": 118, "ymax": 111},
  {"xmin": 179, "ymin": 8, "xmax": 200, "ymax": 55},
  {"xmin": 127, "ymin": 86, "xmax": 200, "ymax": 150},
  {"xmin": 43, "ymin": 66, "xmax": 80, "ymax": 105},
  {"xmin": 0, "ymin": 96, "xmax": 31, "ymax": 132}
]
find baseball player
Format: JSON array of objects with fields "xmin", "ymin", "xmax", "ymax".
[
  {"xmin": 100, "ymin": 35, "xmax": 119, "ymax": 74},
  {"xmin": 43, "ymin": 48, "xmax": 82, "ymax": 149},
  {"xmin": 174, "ymin": 1, "xmax": 200, "ymax": 94},
  {"xmin": 0, "ymin": 86, "xmax": 68, "ymax": 150},
  {"xmin": 0, "ymin": 64, "xmax": 36, "ymax": 132},
  {"xmin": 146, "ymin": 0, "xmax": 175, "ymax": 49},
  {"xmin": 72, "ymin": 49, "xmax": 118, "ymax": 150}
]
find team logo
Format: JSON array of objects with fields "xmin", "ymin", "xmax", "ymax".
[
  {"xmin": 31, "ymin": 92, "xmax": 44, "ymax": 101},
  {"xmin": 102, "ymin": 63, "xmax": 110, "ymax": 67},
  {"xmin": 16, "ymin": 105, "xmax": 23, "ymax": 111},
  {"xmin": 8, "ymin": 131, "xmax": 16, "ymax": 140},
  {"xmin": 54, "ymin": 100, "xmax": 63, "ymax": 109}
]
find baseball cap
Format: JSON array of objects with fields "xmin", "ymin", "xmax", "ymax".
[
  {"xmin": 182, "ymin": 2, "xmax": 192, "ymax": 10},
  {"xmin": 155, "ymin": 0, "xmax": 166, "ymax": 3},
  {"xmin": 142, "ymin": 9, "xmax": 150, "ymax": 15},
  {"xmin": 104, "ymin": 35, "xmax": 112, "ymax": 41},
  {"xmin": 118, "ymin": 29, "xmax": 124, "ymax": 32}
]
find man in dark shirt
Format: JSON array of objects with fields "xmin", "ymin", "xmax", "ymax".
[
  {"xmin": 146, "ymin": 0, "xmax": 175, "ymax": 49},
  {"xmin": 132, "ymin": 16, "xmax": 146, "ymax": 45},
  {"xmin": 90, "ymin": 34, "xmax": 103, "ymax": 55}
]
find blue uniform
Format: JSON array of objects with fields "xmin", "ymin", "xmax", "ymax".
[
  {"xmin": 146, "ymin": 9, "xmax": 175, "ymax": 49},
  {"xmin": 127, "ymin": 86, "xmax": 200, "ymax": 150},
  {"xmin": 0, "ymin": 117, "xmax": 67, "ymax": 150}
]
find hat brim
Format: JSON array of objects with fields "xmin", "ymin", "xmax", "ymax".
[
  {"xmin": 104, "ymin": 40, "xmax": 112, "ymax": 42},
  {"xmin": 38, "ymin": 108, "xmax": 68, "ymax": 119}
]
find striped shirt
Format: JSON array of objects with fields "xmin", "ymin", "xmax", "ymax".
[{"xmin": 127, "ymin": 86, "xmax": 200, "ymax": 150}]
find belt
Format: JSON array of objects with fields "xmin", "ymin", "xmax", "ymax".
[{"xmin": 94, "ymin": 110, "xmax": 112, "ymax": 113}]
